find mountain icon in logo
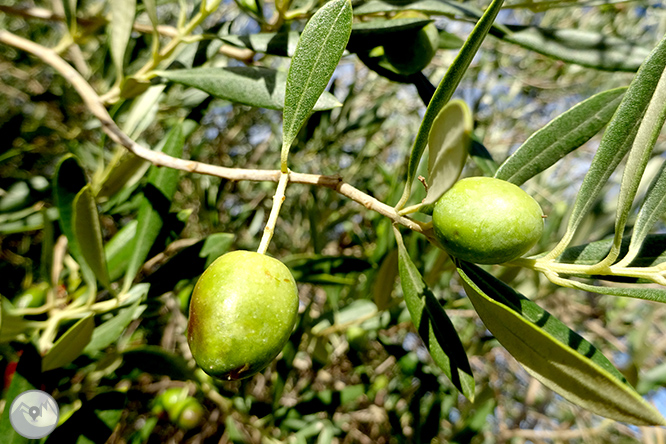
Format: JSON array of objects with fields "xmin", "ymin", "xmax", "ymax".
[{"xmin": 9, "ymin": 390, "xmax": 59, "ymax": 439}]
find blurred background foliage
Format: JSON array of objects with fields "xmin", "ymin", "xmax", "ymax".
[{"xmin": 1, "ymin": 0, "xmax": 666, "ymax": 442}]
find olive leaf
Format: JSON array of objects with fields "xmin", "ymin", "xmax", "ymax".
[
  {"xmin": 74, "ymin": 185, "xmax": 111, "ymax": 289},
  {"xmin": 83, "ymin": 300, "xmax": 146, "ymax": 355},
  {"xmin": 457, "ymin": 260, "xmax": 666, "ymax": 425},
  {"xmin": 54, "ymin": 155, "xmax": 98, "ymax": 299},
  {"xmin": 553, "ymin": 278, "xmax": 666, "ymax": 304},
  {"xmin": 547, "ymin": 33, "xmax": 666, "ymax": 259},
  {"xmin": 499, "ymin": 27, "xmax": 651, "ymax": 72},
  {"xmin": 619, "ymin": 161, "xmax": 666, "ymax": 266},
  {"xmin": 395, "ymin": 227, "xmax": 475, "ymax": 400},
  {"xmin": 281, "ymin": 0, "xmax": 353, "ymax": 169},
  {"xmin": 110, "ymin": 0, "xmax": 137, "ymax": 84},
  {"xmin": 42, "ymin": 314, "xmax": 95, "ymax": 372},
  {"xmin": 62, "ymin": 0, "xmax": 78, "ymax": 36},
  {"xmin": 557, "ymin": 233, "xmax": 666, "ymax": 269},
  {"xmin": 395, "ymin": 0, "xmax": 503, "ymax": 209},
  {"xmin": 352, "ymin": 0, "xmax": 464, "ymax": 17},
  {"xmin": 422, "ymin": 99, "xmax": 472, "ymax": 206},
  {"xmin": 608, "ymin": 65, "xmax": 666, "ymax": 267},
  {"xmin": 495, "ymin": 87, "xmax": 626, "ymax": 186},
  {"xmin": 105, "ymin": 219, "xmax": 138, "ymax": 282},
  {"xmin": 123, "ymin": 123, "xmax": 185, "ymax": 292},
  {"xmin": 373, "ymin": 249, "xmax": 399, "ymax": 311},
  {"xmin": 158, "ymin": 67, "xmax": 341, "ymax": 111}
]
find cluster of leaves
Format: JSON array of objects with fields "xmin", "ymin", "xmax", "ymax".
[{"xmin": 2, "ymin": 0, "xmax": 666, "ymax": 442}]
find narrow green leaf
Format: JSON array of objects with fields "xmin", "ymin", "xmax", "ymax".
[
  {"xmin": 0, "ymin": 206, "xmax": 58, "ymax": 235},
  {"xmin": 548, "ymin": 34, "xmax": 666, "ymax": 259},
  {"xmin": 105, "ymin": 219, "xmax": 138, "ymax": 282},
  {"xmin": 373, "ymin": 249, "xmax": 399, "ymax": 311},
  {"xmin": 352, "ymin": 0, "xmax": 465, "ymax": 17},
  {"xmin": 62, "ymin": 0, "xmax": 78, "ymax": 35},
  {"xmin": 157, "ymin": 67, "xmax": 341, "ymax": 111},
  {"xmin": 109, "ymin": 0, "xmax": 136, "ymax": 83},
  {"xmin": 110, "ymin": 0, "xmax": 137, "ymax": 84},
  {"xmin": 422, "ymin": 99, "xmax": 471, "ymax": 206},
  {"xmin": 622, "ymin": 162, "xmax": 666, "ymax": 265},
  {"xmin": 281, "ymin": 0, "xmax": 353, "ymax": 168},
  {"xmin": 556, "ymin": 278, "xmax": 666, "ymax": 304},
  {"xmin": 54, "ymin": 155, "xmax": 87, "ymax": 259},
  {"xmin": 395, "ymin": 228, "xmax": 475, "ymax": 400},
  {"xmin": 495, "ymin": 87, "xmax": 626, "ymax": 186},
  {"xmin": 74, "ymin": 185, "xmax": 111, "ymax": 288},
  {"xmin": 123, "ymin": 124, "xmax": 185, "ymax": 291},
  {"xmin": 457, "ymin": 261, "xmax": 666, "ymax": 426},
  {"xmin": 557, "ymin": 234, "xmax": 666, "ymax": 269},
  {"xmin": 83, "ymin": 301, "xmax": 146, "ymax": 355},
  {"xmin": 351, "ymin": 17, "xmax": 432, "ymax": 35},
  {"xmin": 499, "ymin": 27, "xmax": 651, "ymax": 72},
  {"xmin": 611, "ymin": 67, "xmax": 666, "ymax": 266},
  {"xmin": 53, "ymin": 155, "xmax": 98, "ymax": 300},
  {"xmin": 42, "ymin": 314, "xmax": 95, "ymax": 372},
  {"xmin": 395, "ymin": 0, "xmax": 504, "ymax": 209}
]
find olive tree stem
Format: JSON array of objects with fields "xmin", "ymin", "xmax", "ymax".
[
  {"xmin": 257, "ymin": 171, "xmax": 290, "ymax": 255},
  {"xmin": 0, "ymin": 30, "xmax": 429, "ymax": 236}
]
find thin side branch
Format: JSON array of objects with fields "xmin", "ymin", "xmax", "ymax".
[
  {"xmin": 0, "ymin": 30, "xmax": 429, "ymax": 236},
  {"xmin": 0, "ymin": 5, "xmax": 254, "ymax": 62}
]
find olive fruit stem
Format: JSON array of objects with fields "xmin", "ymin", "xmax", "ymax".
[{"xmin": 258, "ymin": 170, "xmax": 290, "ymax": 255}]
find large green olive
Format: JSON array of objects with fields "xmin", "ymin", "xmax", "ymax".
[
  {"xmin": 383, "ymin": 11, "xmax": 440, "ymax": 75},
  {"xmin": 432, "ymin": 177, "xmax": 544, "ymax": 264},
  {"xmin": 187, "ymin": 250, "xmax": 299, "ymax": 380}
]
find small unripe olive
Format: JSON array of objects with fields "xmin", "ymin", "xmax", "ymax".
[
  {"xmin": 175, "ymin": 398, "xmax": 204, "ymax": 430},
  {"xmin": 432, "ymin": 177, "xmax": 544, "ymax": 264},
  {"xmin": 187, "ymin": 251, "xmax": 299, "ymax": 380},
  {"xmin": 14, "ymin": 282, "xmax": 49, "ymax": 309},
  {"xmin": 384, "ymin": 11, "xmax": 440, "ymax": 75}
]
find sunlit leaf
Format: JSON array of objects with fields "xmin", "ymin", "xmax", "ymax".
[
  {"xmin": 422, "ymin": 99, "xmax": 472, "ymax": 206},
  {"xmin": 105, "ymin": 220, "xmax": 138, "ymax": 282},
  {"xmin": 395, "ymin": 228, "xmax": 475, "ymax": 400},
  {"xmin": 621, "ymin": 161, "xmax": 666, "ymax": 265},
  {"xmin": 610, "ymin": 67, "xmax": 666, "ymax": 266},
  {"xmin": 457, "ymin": 261, "xmax": 666, "ymax": 425},
  {"xmin": 281, "ymin": 0, "xmax": 353, "ymax": 167},
  {"xmin": 110, "ymin": 0, "xmax": 137, "ymax": 83},
  {"xmin": 548, "ymin": 33, "xmax": 666, "ymax": 259},
  {"xmin": 157, "ymin": 67, "xmax": 341, "ymax": 111},
  {"xmin": 395, "ymin": 0, "xmax": 504, "ymax": 209},
  {"xmin": 83, "ymin": 301, "xmax": 146, "ymax": 355},
  {"xmin": 495, "ymin": 87, "xmax": 626, "ymax": 186},
  {"xmin": 42, "ymin": 314, "xmax": 95, "ymax": 372},
  {"xmin": 352, "ymin": 0, "xmax": 467, "ymax": 17}
]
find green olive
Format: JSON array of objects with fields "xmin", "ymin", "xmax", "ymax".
[
  {"xmin": 175, "ymin": 398, "xmax": 204, "ymax": 430},
  {"xmin": 159, "ymin": 387, "xmax": 189, "ymax": 419},
  {"xmin": 187, "ymin": 250, "xmax": 299, "ymax": 380},
  {"xmin": 13, "ymin": 282, "xmax": 49, "ymax": 309},
  {"xmin": 383, "ymin": 11, "xmax": 440, "ymax": 75},
  {"xmin": 432, "ymin": 177, "xmax": 544, "ymax": 264}
]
